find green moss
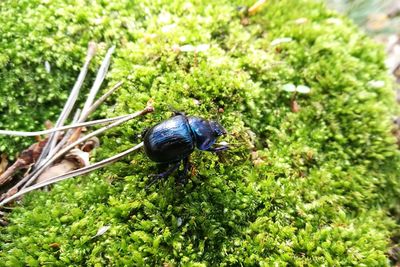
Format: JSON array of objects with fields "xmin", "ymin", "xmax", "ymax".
[{"xmin": 1, "ymin": 0, "xmax": 399, "ymax": 265}]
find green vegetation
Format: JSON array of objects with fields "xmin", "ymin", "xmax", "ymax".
[{"xmin": 1, "ymin": 0, "xmax": 399, "ymax": 265}]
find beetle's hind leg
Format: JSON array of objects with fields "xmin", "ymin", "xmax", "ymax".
[
  {"xmin": 139, "ymin": 127, "xmax": 149, "ymax": 139},
  {"xmin": 147, "ymin": 161, "xmax": 181, "ymax": 188}
]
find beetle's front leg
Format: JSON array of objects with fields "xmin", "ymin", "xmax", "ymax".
[
  {"xmin": 140, "ymin": 127, "xmax": 149, "ymax": 138},
  {"xmin": 147, "ymin": 161, "xmax": 181, "ymax": 188},
  {"xmin": 205, "ymin": 145, "xmax": 229, "ymax": 152}
]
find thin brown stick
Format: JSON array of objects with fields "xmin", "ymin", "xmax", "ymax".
[
  {"xmin": 37, "ymin": 42, "xmax": 97, "ymax": 165},
  {"xmin": 0, "ymin": 106, "xmax": 153, "ymax": 200},
  {"xmin": 80, "ymin": 46, "xmax": 115, "ymax": 120},
  {"xmin": 67, "ymin": 80, "xmax": 123, "ymax": 144},
  {"xmin": 86, "ymin": 81, "xmax": 124, "ymax": 117},
  {"xmin": 0, "ymin": 113, "xmax": 134, "ymax": 137},
  {"xmin": 0, "ymin": 142, "xmax": 144, "ymax": 207},
  {"xmin": 22, "ymin": 105, "xmax": 154, "ymax": 188}
]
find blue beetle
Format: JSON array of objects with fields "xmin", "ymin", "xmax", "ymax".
[{"xmin": 143, "ymin": 113, "xmax": 228, "ymax": 184}]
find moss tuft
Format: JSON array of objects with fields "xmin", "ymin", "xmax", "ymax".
[{"xmin": 1, "ymin": 0, "xmax": 399, "ymax": 265}]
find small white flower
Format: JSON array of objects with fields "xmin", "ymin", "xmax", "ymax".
[
  {"xmin": 158, "ymin": 12, "xmax": 171, "ymax": 24},
  {"xmin": 294, "ymin": 18, "xmax": 308, "ymax": 24},
  {"xmin": 179, "ymin": 44, "xmax": 195, "ymax": 52},
  {"xmin": 195, "ymin": 44, "xmax": 210, "ymax": 52},
  {"xmin": 282, "ymin": 83, "xmax": 296, "ymax": 92},
  {"xmin": 192, "ymin": 98, "xmax": 201, "ymax": 105},
  {"xmin": 282, "ymin": 83, "xmax": 311, "ymax": 94},
  {"xmin": 45, "ymin": 61, "xmax": 51, "ymax": 73},
  {"xmin": 271, "ymin": 37, "xmax": 293, "ymax": 46},
  {"xmin": 367, "ymin": 80, "xmax": 385, "ymax": 88},
  {"xmin": 179, "ymin": 44, "xmax": 210, "ymax": 52},
  {"xmin": 296, "ymin": 85, "xmax": 311, "ymax": 93}
]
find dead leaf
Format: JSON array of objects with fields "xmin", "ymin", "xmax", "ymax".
[
  {"xmin": 65, "ymin": 149, "xmax": 90, "ymax": 168},
  {"xmin": 35, "ymin": 159, "xmax": 78, "ymax": 184},
  {"xmin": 0, "ymin": 154, "xmax": 8, "ymax": 175},
  {"xmin": 82, "ymin": 137, "xmax": 100, "ymax": 152}
]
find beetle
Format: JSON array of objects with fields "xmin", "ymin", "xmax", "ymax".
[{"xmin": 143, "ymin": 112, "xmax": 228, "ymax": 185}]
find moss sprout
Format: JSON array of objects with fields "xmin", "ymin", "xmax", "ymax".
[{"xmin": 0, "ymin": 0, "xmax": 399, "ymax": 265}]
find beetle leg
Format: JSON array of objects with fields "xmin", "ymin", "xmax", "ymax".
[
  {"xmin": 177, "ymin": 157, "xmax": 191, "ymax": 184},
  {"xmin": 205, "ymin": 145, "xmax": 229, "ymax": 152},
  {"xmin": 147, "ymin": 161, "xmax": 181, "ymax": 188},
  {"xmin": 140, "ymin": 127, "xmax": 149, "ymax": 139}
]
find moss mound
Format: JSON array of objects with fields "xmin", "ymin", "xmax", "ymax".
[{"xmin": 1, "ymin": 0, "xmax": 400, "ymax": 265}]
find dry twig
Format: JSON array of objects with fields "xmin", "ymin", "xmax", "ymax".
[
  {"xmin": 37, "ymin": 42, "xmax": 97, "ymax": 166},
  {"xmin": 0, "ymin": 44, "xmax": 154, "ymax": 210},
  {"xmin": 0, "ymin": 142, "xmax": 144, "ymax": 206}
]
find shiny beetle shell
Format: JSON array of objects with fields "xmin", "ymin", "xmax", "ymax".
[
  {"xmin": 143, "ymin": 115, "xmax": 195, "ymax": 163},
  {"xmin": 143, "ymin": 114, "xmax": 227, "ymax": 164}
]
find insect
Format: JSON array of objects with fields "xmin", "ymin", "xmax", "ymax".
[{"xmin": 143, "ymin": 112, "xmax": 228, "ymax": 184}]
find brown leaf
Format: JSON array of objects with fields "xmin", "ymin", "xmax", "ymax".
[
  {"xmin": 0, "ymin": 154, "xmax": 8, "ymax": 175},
  {"xmin": 81, "ymin": 137, "xmax": 100, "ymax": 152},
  {"xmin": 19, "ymin": 139, "xmax": 49, "ymax": 165},
  {"xmin": 65, "ymin": 149, "xmax": 90, "ymax": 168},
  {"xmin": 0, "ymin": 159, "xmax": 26, "ymax": 188},
  {"xmin": 35, "ymin": 159, "xmax": 79, "ymax": 184}
]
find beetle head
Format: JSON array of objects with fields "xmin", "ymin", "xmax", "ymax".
[
  {"xmin": 209, "ymin": 120, "xmax": 227, "ymax": 137},
  {"xmin": 187, "ymin": 116, "xmax": 226, "ymax": 151}
]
